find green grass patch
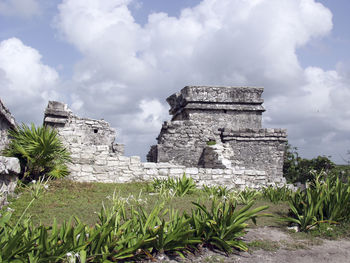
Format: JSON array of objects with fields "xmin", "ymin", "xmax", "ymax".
[{"xmin": 248, "ymin": 240, "xmax": 280, "ymax": 251}]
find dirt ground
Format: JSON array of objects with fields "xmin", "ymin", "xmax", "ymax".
[{"xmin": 156, "ymin": 226, "xmax": 350, "ymax": 263}]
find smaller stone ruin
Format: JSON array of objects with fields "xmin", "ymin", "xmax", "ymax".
[
  {"xmin": 148, "ymin": 86, "xmax": 287, "ymax": 180},
  {"xmin": 0, "ymin": 99, "xmax": 20, "ymax": 208}
]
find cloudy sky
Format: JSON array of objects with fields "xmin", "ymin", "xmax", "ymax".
[{"xmin": 0, "ymin": 0, "xmax": 349, "ymax": 163}]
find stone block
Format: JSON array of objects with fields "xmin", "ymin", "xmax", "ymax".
[
  {"xmin": 143, "ymin": 162, "xmax": 157, "ymax": 169},
  {"xmin": 96, "ymin": 145, "xmax": 109, "ymax": 152},
  {"xmin": 169, "ymin": 168, "xmax": 184, "ymax": 174},
  {"xmin": 81, "ymin": 165, "xmax": 93, "ymax": 173},
  {"xmin": 158, "ymin": 168, "xmax": 169, "ymax": 176},
  {"xmin": 118, "ymin": 156, "xmax": 131, "ymax": 162},
  {"xmin": 0, "ymin": 157, "xmax": 20, "ymax": 174},
  {"xmin": 224, "ymin": 169, "xmax": 233, "ymax": 175},
  {"xmin": 212, "ymin": 169, "xmax": 223, "ymax": 175},
  {"xmin": 146, "ymin": 169, "xmax": 158, "ymax": 175},
  {"xmin": 130, "ymin": 156, "xmax": 141, "ymax": 164},
  {"xmin": 185, "ymin": 168, "xmax": 199, "ymax": 175},
  {"xmin": 95, "ymin": 158, "xmax": 107, "ymax": 165},
  {"xmin": 107, "ymin": 160, "xmax": 119, "ymax": 166}
]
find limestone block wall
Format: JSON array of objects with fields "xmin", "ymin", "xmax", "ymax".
[
  {"xmin": 141, "ymin": 163, "xmax": 286, "ymax": 189},
  {"xmin": 167, "ymin": 86, "xmax": 265, "ymax": 129},
  {"xmin": 0, "ymin": 119, "xmax": 11, "ymax": 151},
  {"xmin": 67, "ymin": 144, "xmax": 143, "ymax": 183},
  {"xmin": 149, "ymin": 120, "xmax": 222, "ymax": 166},
  {"xmin": 221, "ymin": 128, "xmax": 287, "ymax": 180},
  {"xmin": 0, "ymin": 157, "xmax": 20, "ymax": 208},
  {"xmin": 0, "ymin": 99, "xmax": 16, "ymax": 151},
  {"xmin": 67, "ymin": 155, "xmax": 286, "ymax": 189},
  {"xmin": 44, "ymin": 98, "xmax": 287, "ymax": 190}
]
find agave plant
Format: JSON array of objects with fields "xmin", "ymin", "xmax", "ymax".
[
  {"xmin": 262, "ymin": 185, "xmax": 293, "ymax": 204},
  {"xmin": 282, "ymin": 171, "xmax": 350, "ymax": 231},
  {"xmin": 3, "ymin": 123, "xmax": 71, "ymax": 180},
  {"xmin": 188, "ymin": 198, "xmax": 269, "ymax": 253},
  {"xmin": 148, "ymin": 173, "xmax": 197, "ymax": 197},
  {"xmin": 236, "ymin": 187, "xmax": 262, "ymax": 205}
]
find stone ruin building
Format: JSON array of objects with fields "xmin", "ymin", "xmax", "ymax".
[
  {"xmin": 0, "ymin": 99, "xmax": 20, "ymax": 208},
  {"xmin": 148, "ymin": 86, "xmax": 287, "ymax": 180},
  {"xmin": 43, "ymin": 86, "xmax": 287, "ymax": 188}
]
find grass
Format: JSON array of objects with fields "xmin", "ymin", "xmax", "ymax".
[
  {"xmin": 3, "ymin": 178, "xmax": 350, "ymax": 255},
  {"xmin": 248, "ymin": 240, "xmax": 280, "ymax": 251},
  {"xmin": 5, "ymin": 179, "xmax": 213, "ymax": 226}
]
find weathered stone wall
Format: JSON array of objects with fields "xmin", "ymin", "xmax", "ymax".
[
  {"xmin": 44, "ymin": 85, "xmax": 287, "ymax": 190},
  {"xmin": 221, "ymin": 128, "xmax": 287, "ymax": 180},
  {"xmin": 0, "ymin": 99, "xmax": 16, "ymax": 151},
  {"xmin": 150, "ymin": 121, "xmax": 222, "ymax": 166},
  {"xmin": 66, "ymin": 156, "xmax": 286, "ymax": 189},
  {"xmin": 0, "ymin": 157, "xmax": 20, "ymax": 208},
  {"xmin": 167, "ymin": 86, "xmax": 265, "ymax": 129},
  {"xmin": 148, "ymin": 86, "xmax": 287, "ymax": 183},
  {"xmin": 0, "ymin": 99, "xmax": 19, "ymax": 208}
]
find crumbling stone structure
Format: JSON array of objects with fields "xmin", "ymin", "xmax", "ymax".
[
  {"xmin": 43, "ymin": 86, "xmax": 287, "ymax": 189},
  {"xmin": 148, "ymin": 86, "xmax": 287, "ymax": 180},
  {"xmin": 0, "ymin": 99, "xmax": 20, "ymax": 208},
  {"xmin": 0, "ymin": 99, "xmax": 17, "ymax": 151}
]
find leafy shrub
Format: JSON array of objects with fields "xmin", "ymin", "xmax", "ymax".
[
  {"xmin": 188, "ymin": 199, "xmax": 269, "ymax": 253},
  {"xmin": 0, "ymin": 189, "xmax": 271, "ymax": 261},
  {"xmin": 283, "ymin": 171, "xmax": 350, "ymax": 231},
  {"xmin": 202, "ymin": 185, "xmax": 230, "ymax": 198},
  {"xmin": 283, "ymin": 143, "xmax": 335, "ymax": 184},
  {"xmin": 236, "ymin": 187, "xmax": 262, "ymax": 205},
  {"xmin": 261, "ymin": 185, "xmax": 293, "ymax": 204},
  {"xmin": 3, "ymin": 123, "xmax": 71, "ymax": 181}
]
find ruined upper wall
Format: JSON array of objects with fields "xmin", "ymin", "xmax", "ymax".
[
  {"xmin": 167, "ymin": 86, "xmax": 265, "ymax": 129},
  {"xmin": 43, "ymin": 101, "xmax": 117, "ymax": 148},
  {"xmin": 0, "ymin": 99, "xmax": 17, "ymax": 151}
]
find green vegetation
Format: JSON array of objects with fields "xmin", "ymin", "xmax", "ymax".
[
  {"xmin": 3, "ymin": 123, "xmax": 71, "ymax": 181},
  {"xmin": 206, "ymin": 140, "xmax": 216, "ymax": 146},
  {"xmin": 261, "ymin": 185, "xmax": 293, "ymax": 204},
  {"xmin": 283, "ymin": 143, "xmax": 335, "ymax": 184},
  {"xmin": 2, "ymin": 165, "xmax": 350, "ymax": 260},
  {"xmin": 282, "ymin": 171, "xmax": 350, "ymax": 231},
  {"xmin": 1, "ymin": 179, "xmax": 270, "ymax": 262},
  {"xmin": 147, "ymin": 173, "xmax": 197, "ymax": 197}
]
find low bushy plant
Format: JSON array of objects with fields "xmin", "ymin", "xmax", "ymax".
[
  {"xmin": 202, "ymin": 185, "xmax": 230, "ymax": 198},
  {"xmin": 282, "ymin": 171, "xmax": 350, "ymax": 231},
  {"xmin": 236, "ymin": 187, "xmax": 261, "ymax": 205},
  {"xmin": 148, "ymin": 173, "xmax": 197, "ymax": 197},
  {"xmin": 188, "ymin": 199, "xmax": 269, "ymax": 253},
  {"xmin": 3, "ymin": 123, "xmax": 71, "ymax": 181},
  {"xmin": 261, "ymin": 185, "xmax": 293, "ymax": 204}
]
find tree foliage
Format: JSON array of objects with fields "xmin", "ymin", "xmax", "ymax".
[
  {"xmin": 283, "ymin": 143, "xmax": 335, "ymax": 184},
  {"xmin": 3, "ymin": 123, "xmax": 71, "ymax": 181}
]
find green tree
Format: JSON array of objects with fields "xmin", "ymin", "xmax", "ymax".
[
  {"xmin": 3, "ymin": 123, "xmax": 71, "ymax": 181},
  {"xmin": 283, "ymin": 143, "xmax": 335, "ymax": 184}
]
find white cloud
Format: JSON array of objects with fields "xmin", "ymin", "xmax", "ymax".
[
  {"xmin": 0, "ymin": 0, "xmax": 41, "ymax": 18},
  {"xmin": 53, "ymin": 0, "xmax": 350, "ymax": 162},
  {"xmin": 0, "ymin": 38, "xmax": 59, "ymax": 124}
]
